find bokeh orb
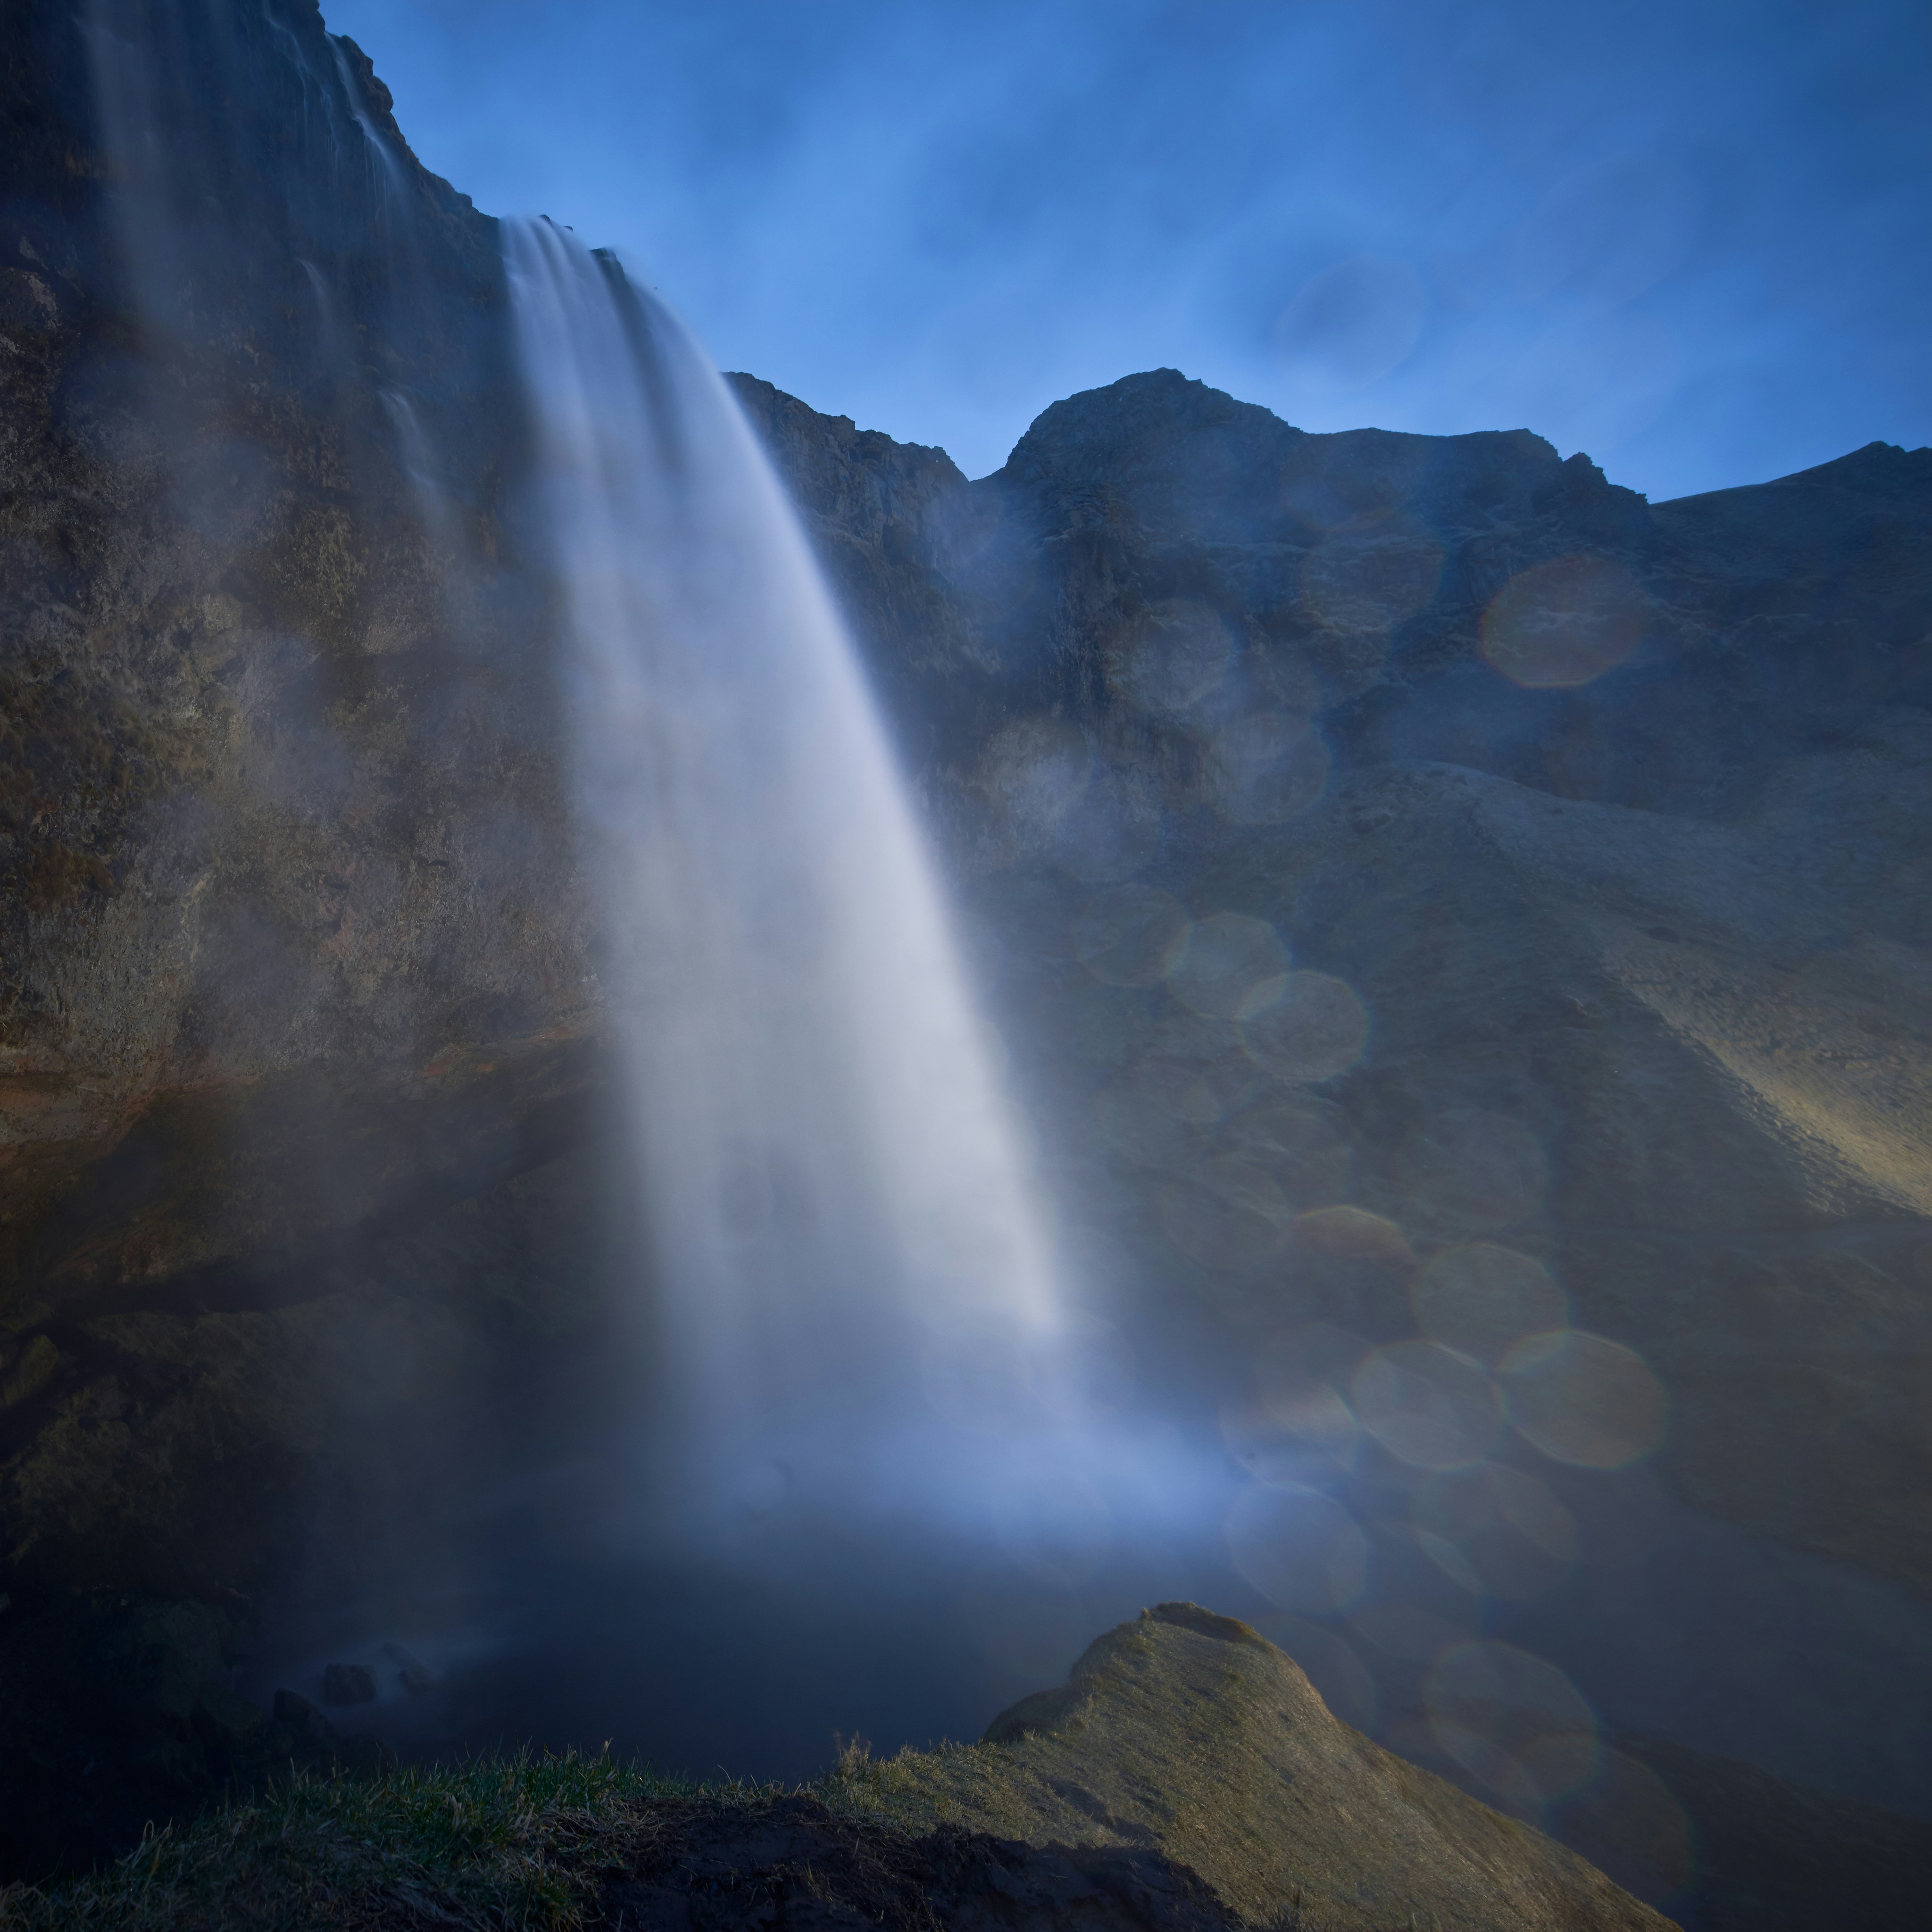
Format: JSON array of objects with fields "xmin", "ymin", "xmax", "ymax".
[
  {"xmin": 1301, "ymin": 525, "xmax": 1444, "ymax": 634},
  {"xmin": 1221, "ymin": 1377, "xmax": 1361, "ymax": 1488},
  {"xmin": 1166, "ymin": 910, "xmax": 1289, "ymax": 1019},
  {"xmin": 1106, "ymin": 598, "xmax": 1233, "ymax": 712},
  {"xmin": 1205, "ymin": 712, "xmax": 1333, "ymax": 824},
  {"xmin": 1410, "ymin": 1243, "xmax": 1570, "ymax": 1366},
  {"xmin": 1224, "ymin": 1482, "xmax": 1370, "ymax": 1613},
  {"xmin": 1424, "ymin": 1640, "xmax": 1601, "ymax": 1808},
  {"xmin": 1413, "ymin": 1461, "xmax": 1579, "ymax": 1600},
  {"xmin": 1500, "ymin": 1329, "xmax": 1668, "ymax": 1468},
  {"xmin": 1072, "ymin": 883, "xmax": 1191, "ymax": 987},
  {"xmin": 1351, "ymin": 1338, "xmax": 1502, "ymax": 1469},
  {"xmin": 1240, "ymin": 970, "xmax": 1370, "ymax": 1082},
  {"xmin": 1481, "ymin": 555, "xmax": 1648, "ymax": 689}
]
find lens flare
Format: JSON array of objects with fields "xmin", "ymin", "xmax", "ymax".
[
  {"xmin": 1352, "ymin": 1339, "xmax": 1503, "ymax": 1470},
  {"xmin": 1301, "ymin": 525, "xmax": 1444, "ymax": 633},
  {"xmin": 1250, "ymin": 1613, "xmax": 1381, "ymax": 1731},
  {"xmin": 1072, "ymin": 883, "xmax": 1190, "ymax": 987},
  {"xmin": 1481, "ymin": 555, "xmax": 1648, "ymax": 689},
  {"xmin": 983, "ymin": 716, "xmax": 1091, "ymax": 836},
  {"xmin": 1500, "ymin": 1330, "xmax": 1668, "ymax": 1468},
  {"xmin": 1204, "ymin": 712, "xmax": 1332, "ymax": 824},
  {"xmin": 1240, "ymin": 970, "xmax": 1371, "ymax": 1083},
  {"xmin": 1393, "ymin": 1109, "xmax": 1549, "ymax": 1227},
  {"xmin": 1424, "ymin": 1641, "xmax": 1601, "ymax": 1809},
  {"xmin": 1166, "ymin": 911, "xmax": 1290, "ymax": 1019},
  {"xmin": 1411, "ymin": 1243, "xmax": 1570, "ymax": 1366},
  {"xmin": 1413, "ymin": 1462, "xmax": 1579, "ymax": 1600},
  {"xmin": 1275, "ymin": 255, "xmax": 1428, "ymax": 391},
  {"xmin": 1225, "ymin": 1483, "xmax": 1370, "ymax": 1613},
  {"xmin": 1159, "ymin": 1176, "xmax": 1284, "ymax": 1272},
  {"xmin": 1106, "ymin": 598, "xmax": 1233, "ymax": 712},
  {"xmin": 1220, "ymin": 1377, "xmax": 1360, "ymax": 1488}
]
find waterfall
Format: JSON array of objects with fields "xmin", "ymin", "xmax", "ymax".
[{"xmin": 502, "ymin": 220, "xmax": 1069, "ymax": 1521}]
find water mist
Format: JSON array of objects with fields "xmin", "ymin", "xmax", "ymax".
[{"xmin": 503, "ymin": 221, "xmax": 1082, "ymax": 1537}]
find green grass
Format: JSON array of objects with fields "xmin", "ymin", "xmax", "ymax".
[{"xmin": 0, "ymin": 1749, "xmax": 786, "ymax": 1932}]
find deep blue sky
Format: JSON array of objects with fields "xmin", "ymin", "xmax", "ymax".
[{"xmin": 326, "ymin": 0, "xmax": 1929, "ymax": 497}]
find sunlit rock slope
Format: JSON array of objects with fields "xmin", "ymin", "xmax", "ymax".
[{"xmin": 831, "ymin": 1601, "xmax": 1669, "ymax": 1931}]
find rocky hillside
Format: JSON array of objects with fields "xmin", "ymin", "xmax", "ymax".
[{"xmin": 733, "ymin": 366, "xmax": 1932, "ymax": 1605}]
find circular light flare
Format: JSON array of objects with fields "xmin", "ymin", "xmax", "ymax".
[
  {"xmin": 1224, "ymin": 1482, "xmax": 1370, "ymax": 1614},
  {"xmin": 1351, "ymin": 1338, "xmax": 1503, "ymax": 1470},
  {"xmin": 1166, "ymin": 910, "xmax": 1290, "ymax": 1020},
  {"xmin": 1220, "ymin": 1376, "xmax": 1361, "ymax": 1488},
  {"xmin": 1410, "ymin": 1242, "xmax": 1570, "ymax": 1366},
  {"xmin": 982, "ymin": 715, "xmax": 1090, "ymax": 832},
  {"xmin": 1393, "ymin": 1108, "xmax": 1549, "ymax": 1227},
  {"xmin": 1275, "ymin": 255, "xmax": 1428, "ymax": 391},
  {"xmin": 1158, "ymin": 1175, "xmax": 1285, "ymax": 1273},
  {"xmin": 1302, "ymin": 525, "xmax": 1444, "ymax": 633},
  {"xmin": 1481, "ymin": 555, "xmax": 1648, "ymax": 690},
  {"xmin": 1424, "ymin": 1639, "xmax": 1602, "ymax": 1809},
  {"xmin": 1500, "ymin": 1329, "xmax": 1668, "ymax": 1468},
  {"xmin": 1106, "ymin": 599, "xmax": 1233, "ymax": 713},
  {"xmin": 1413, "ymin": 1460, "xmax": 1580, "ymax": 1601},
  {"xmin": 1204, "ymin": 712, "xmax": 1332, "ymax": 824},
  {"xmin": 1072, "ymin": 883, "xmax": 1191, "ymax": 988},
  {"xmin": 1240, "ymin": 970, "xmax": 1370, "ymax": 1083}
]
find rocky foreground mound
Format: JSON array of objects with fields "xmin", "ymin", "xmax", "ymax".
[{"xmin": 829, "ymin": 1604, "xmax": 1667, "ymax": 1931}]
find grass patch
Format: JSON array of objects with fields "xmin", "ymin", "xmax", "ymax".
[{"xmin": 0, "ymin": 1749, "xmax": 786, "ymax": 1931}]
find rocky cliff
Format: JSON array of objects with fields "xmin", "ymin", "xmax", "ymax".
[
  {"xmin": 2, "ymin": 0, "xmax": 1930, "ymax": 1904},
  {"xmin": 0, "ymin": 0, "xmax": 630, "ymax": 1869},
  {"xmin": 733, "ymin": 366, "xmax": 1932, "ymax": 1603}
]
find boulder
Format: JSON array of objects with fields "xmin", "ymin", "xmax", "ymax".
[{"xmin": 320, "ymin": 1661, "xmax": 378, "ymax": 1707}]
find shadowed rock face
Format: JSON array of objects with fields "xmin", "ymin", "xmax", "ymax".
[
  {"xmin": 827, "ymin": 1603, "xmax": 1671, "ymax": 1932},
  {"xmin": 734, "ymin": 366, "xmax": 1932, "ymax": 1607},
  {"xmin": 0, "ymin": 0, "xmax": 625, "ymax": 1614}
]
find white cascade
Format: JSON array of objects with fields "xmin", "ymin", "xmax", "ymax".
[{"xmin": 502, "ymin": 219, "xmax": 1068, "ymax": 1521}]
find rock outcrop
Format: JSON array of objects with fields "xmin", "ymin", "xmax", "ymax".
[{"xmin": 831, "ymin": 1603, "xmax": 1670, "ymax": 1931}]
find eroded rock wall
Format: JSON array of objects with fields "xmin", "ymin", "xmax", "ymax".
[
  {"xmin": 0, "ymin": 0, "xmax": 622, "ymax": 1633},
  {"xmin": 736, "ymin": 365, "xmax": 1932, "ymax": 1603}
]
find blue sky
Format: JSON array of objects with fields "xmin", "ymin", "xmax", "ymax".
[{"xmin": 324, "ymin": 0, "xmax": 1930, "ymax": 497}]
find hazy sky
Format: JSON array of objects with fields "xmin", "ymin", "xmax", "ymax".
[{"xmin": 323, "ymin": 0, "xmax": 1929, "ymax": 498}]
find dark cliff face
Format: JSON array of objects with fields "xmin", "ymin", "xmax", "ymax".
[
  {"xmin": 0, "ymin": 0, "xmax": 623, "ymax": 1663},
  {"xmin": 739, "ymin": 365, "xmax": 1932, "ymax": 1619}
]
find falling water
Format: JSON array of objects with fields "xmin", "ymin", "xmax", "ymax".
[{"xmin": 503, "ymin": 220, "xmax": 1068, "ymax": 1523}]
